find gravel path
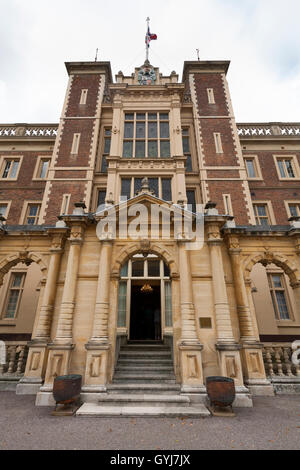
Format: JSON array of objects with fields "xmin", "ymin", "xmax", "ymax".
[{"xmin": 0, "ymin": 392, "xmax": 299, "ymax": 450}]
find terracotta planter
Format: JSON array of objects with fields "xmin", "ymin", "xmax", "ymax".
[{"xmin": 206, "ymin": 376, "xmax": 235, "ymax": 407}]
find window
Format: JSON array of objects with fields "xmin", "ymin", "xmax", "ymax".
[
  {"xmin": 207, "ymin": 88, "xmax": 215, "ymax": 104},
  {"xmin": 253, "ymin": 203, "xmax": 271, "ymax": 226},
  {"xmin": 101, "ymin": 129, "xmax": 111, "ymax": 173},
  {"xmin": 122, "ymin": 112, "xmax": 170, "ymax": 158},
  {"xmin": 1, "ymin": 159, "xmax": 20, "ymax": 179},
  {"xmin": 213, "ymin": 133, "xmax": 223, "ymax": 154},
  {"xmin": 80, "ymin": 89, "xmax": 88, "ymax": 105},
  {"xmin": 245, "ymin": 159, "xmax": 256, "ymax": 178},
  {"xmin": 186, "ymin": 189, "xmax": 196, "ymax": 213},
  {"xmin": 71, "ymin": 133, "xmax": 81, "ymax": 155},
  {"xmin": 223, "ymin": 194, "xmax": 233, "ymax": 216},
  {"xmin": 97, "ymin": 190, "xmax": 106, "ymax": 209},
  {"xmin": 0, "ymin": 203, "xmax": 8, "ymax": 218},
  {"xmin": 268, "ymin": 273, "xmax": 291, "ymax": 320},
  {"xmin": 182, "ymin": 129, "xmax": 193, "ymax": 172},
  {"xmin": 278, "ymin": 159, "xmax": 295, "ymax": 178},
  {"xmin": 244, "ymin": 156, "xmax": 262, "ymax": 179},
  {"xmin": 60, "ymin": 194, "xmax": 71, "ymax": 215},
  {"xmin": 120, "ymin": 177, "xmax": 172, "ymax": 201},
  {"xmin": 274, "ymin": 156, "xmax": 300, "ymax": 180},
  {"xmin": 3, "ymin": 272, "xmax": 26, "ymax": 319},
  {"xmin": 288, "ymin": 202, "xmax": 300, "ymax": 218},
  {"xmin": 24, "ymin": 204, "xmax": 41, "ymax": 225},
  {"xmin": 37, "ymin": 159, "xmax": 50, "ymax": 179}
]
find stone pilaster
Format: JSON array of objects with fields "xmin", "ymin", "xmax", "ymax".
[
  {"xmin": 41, "ymin": 209, "xmax": 88, "ymax": 393},
  {"xmin": 226, "ymin": 234, "xmax": 274, "ymax": 396},
  {"xmin": 177, "ymin": 239, "xmax": 204, "ymax": 393},
  {"xmin": 206, "ymin": 214, "xmax": 245, "ymax": 389},
  {"xmin": 83, "ymin": 238, "xmax": 113, "ymax": 392},
  {"xmin": 16, "ymin": 228, "xmax": 67, "ymax": 395}
]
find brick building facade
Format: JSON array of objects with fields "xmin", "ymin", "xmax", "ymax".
[{"xmin": 0, "ymin": 58, "xmax": 299, "ymax": 415}]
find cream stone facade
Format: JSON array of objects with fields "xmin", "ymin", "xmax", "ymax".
[{"xmin": 0, "ymin": 57, "xmax": 300, "ymax": 413}]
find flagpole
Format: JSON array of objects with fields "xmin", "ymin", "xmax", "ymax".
[{"xmin": 146, "ymin": 17, "xmax": 150, "ymax": 62}]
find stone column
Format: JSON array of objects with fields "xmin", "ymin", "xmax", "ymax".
[
  {"xmin": 227, "ymin": 234, "xmax": 274, "ymax": 396},
  {"xmin": 177, "ymin": 239, "xmax": 205, "ymax": 395},
  {"xmin": 40, "ymin": 210, "xmax": 88, "ymax": 401},
  {"xmin": 228, "ymin": 237, "xmax": 257, "ymax": 343},
  {"xmin": 83, "ymin": 238, "xmax": 113, "ymax": 393},
  {"xmin": 206, "ymin": 214, "xmax": 246, "ymax": 393},
  {"xmin": 16, "ymin": 228, "xmax": 67, "ymax": 395}
]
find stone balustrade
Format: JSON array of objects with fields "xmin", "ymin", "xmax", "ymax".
[
  {"xmin": 0, "ymin": 124, "xmax": 58, "ymax": 139},
  {"xmin": 1, "ymin": 123, "xmax": 300, "ymax": 141},
  {"xmin": 0, "ymin": 341, "xmax": 28, "ymax": 377},
  {"xmin": 263, "ymin": 343, "xmax": 300, "ymax": 378},
  {"xmin": 237, "ymin": 123, "xmax": 300, "ymax": 138}
]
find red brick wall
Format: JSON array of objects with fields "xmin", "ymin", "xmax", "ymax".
[
  {"xmin": 245, "ymin": 150, "xmax": 300, "ymax": 224},
  {"xmin": 44, "ymin": 73, "xmax": 103, "ymax": 223},
  {"xmin": 55, "ymin": 119, "xmax": 94, "ymax": 167},
  {"xmin": 66, "ymin": 74, "xmax": 101, "ymax": 117},
  {"xmin": 45, "ymin": 181, "xmax": 87, "ymax": 224},
  {"xmin": 0, "ymin": 151, "xmax": 50, "ymax": 224},
  {"xmin": 200, "ymin": 119, "xmax": 238, "ymax": 166},
  {"xmin": 192, "ymin": 72, "xmax": 251, "ymax": 225},
  {"xmin": 193, "ymin": 73, "xmax": 229, "ymax": 116},
  {"xmin": 207, "ymin": 181, "xmax": 249, "ymax": 224}
]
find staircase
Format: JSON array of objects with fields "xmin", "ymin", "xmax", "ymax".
[{"xmin": 77, "ymin": 341, "xmax": 210, "ymax": 417}]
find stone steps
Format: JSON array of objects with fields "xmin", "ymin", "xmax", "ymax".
[
  {"xmin": 76, "ymin": 341, "xmax": 209, "ymax": 417},
  {"xmin": 107, "ymin": 383, "xmax": 181, "ymax": 394},
  {"xmin": 115, "ymin": 365, "xmax": 174, "ymax": 372},
  {"xmin": 113, "ymin": 374, "xmax": 176, "ymax": 383},
  {"xmin": 97, "ymin": 393, "xmax": 190, "ymax": 407},
  {"xmin": 117, "ymin": 359, "xmax": 173, "ymax": 367},
  {"xmin": 76, "ymin": 402, "xmax": 210, "ymax": 418}
]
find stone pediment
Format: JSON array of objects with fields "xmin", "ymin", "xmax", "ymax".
[{"xmin": 94, "ymin": 191, "xmax": 194, "ymax": 221}]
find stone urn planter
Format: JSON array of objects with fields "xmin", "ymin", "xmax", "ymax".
[
  {"xmin": 206, "ymin": 376, "xmax": 235, "ymax": 416},
  {"xmin": 52, "ymin": 374, "xmax": 82, "ymax": 415}
]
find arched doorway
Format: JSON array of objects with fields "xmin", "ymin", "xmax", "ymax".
[{"xmin": 117, "ymin": 253, "xmax": 172, "ymax": 341}]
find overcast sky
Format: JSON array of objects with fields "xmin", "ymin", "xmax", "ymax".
[{"xmin": 0, "ymin": 0, "xmax": 299, "ymax": 123}]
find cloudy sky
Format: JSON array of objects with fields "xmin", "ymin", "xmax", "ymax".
[{"xmin": 0, "ymin": 0, "xmax": 299, "ymax": 123}]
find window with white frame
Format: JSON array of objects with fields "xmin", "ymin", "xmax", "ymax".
[
  {"xmin": 36, "ymin": 158, "xmax": 50, "ymax": 179},
  {"xmin": 253, "ymin": 203, "xmax": 271, "ymax": 226},
  {"xmin": 244, "ymin": 157, "xmax": 262, "ymax": 179},
  {"xmin": 288, "ymin": 202, "xmax": 300, "ymax": 218},
  {"xmin": 1, "ymin": 159, "xmax": 20, "ymax": 179},
  {"xmin": 23, "ymin": 203, "xmax": 41, "ymax": 225},
  {"xmin": 122, "ymin": 112, "xmax": 170, "ymax": 158},
  {"xmin": 3, "ymin": 272, "xmax": 26, "ymax": 319},
  {"xmin": 275, "ymin": 157, "xmax": 298, "ymax": 179}
]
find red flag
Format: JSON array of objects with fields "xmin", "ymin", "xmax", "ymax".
[{"xmin": 145, "ymin": 26, "xmax": 157, "ymax": 47}]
